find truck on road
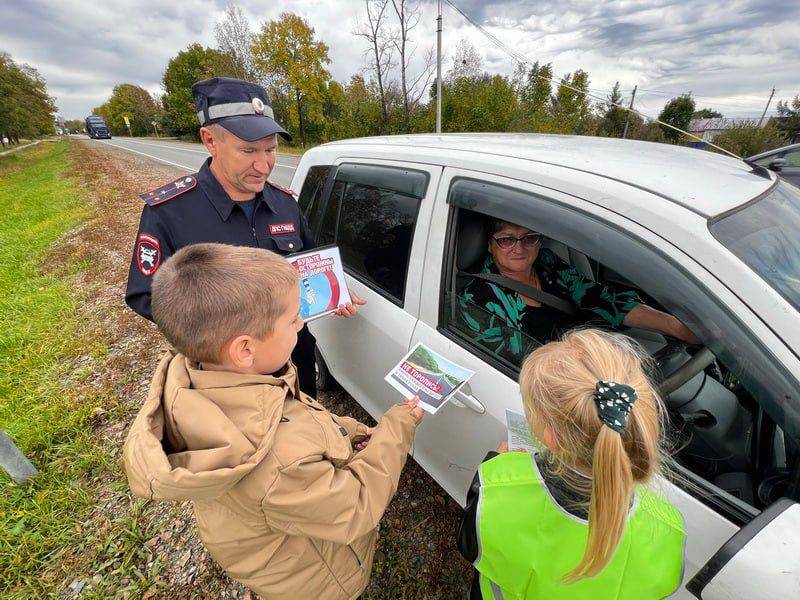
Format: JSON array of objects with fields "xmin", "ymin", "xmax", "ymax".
[{"xmin": 85, "ymin": 115, "xmax": 111, "ymax": 139}]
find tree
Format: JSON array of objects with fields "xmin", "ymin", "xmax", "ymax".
[
  {"xmin": 549, "ymin": 70, "xmax": 591, "ymax": 134},
  {"xmin": 511, "ymin": 61, "xmax": 553, "ymax": 131},
  {"xmin": 353, "ymin": 0, "xmax": 394, "ymax": 132},
  {"xmin": 389, "ymin": 0, "xmax": 435, "ymax": 129},
  {"xmin": 693, "ymin": 108, "xmax": 723, "ymax": 119},
  {"xmin": 0, "ymin": 53, "xmax": 56, "ymax": 145},
  {"xmin": 441, "ymin": 72, "xmax": 517, "ymax": 133},
  {"xmin": 447, "ymin": 39, "xmax": 482, "ymax": 81},
  {"xmin": 252, "ymin": 13, "xmax": 332, "ymax": 147},
  {"xmin": 324, "ymin": 75, "xmax": 383, "ymax": 140},
  {"xmin": 596, "ymin": 82, "xmax": 628, "ymax": 138},
  {"xmin": 658, "ymin": 93, "xmax": 695, "ymax": 143},
  {"xmin": 63, "ymin": 119, "xmax": 84, "ymax": 133},
  {"xmin": 93, "ymin": 84, "xmax": 161, "ymax": 136},
  {"xmin": 214, "ymin": 4, "xmax": 258, "ymax": 81},
  {"xmin": 775, "ymin": 94, "xmax": 800, "ymax": 140},
  {"xmin": 162, "ymin": 44, "xmax": 238, "ymax": 137},
  {"xmin": 713, "ymin": 122, "xmax": 788, "ymax": 157}
]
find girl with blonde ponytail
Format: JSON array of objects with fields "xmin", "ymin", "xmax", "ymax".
[{"xmin": 458, "ymin": 329, "xmax": 685, "ymax": 599}]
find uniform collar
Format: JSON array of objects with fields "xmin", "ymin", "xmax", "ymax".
[{"xmin": 197, "ymin": 157, "xmax": 275, "ymax": 222}]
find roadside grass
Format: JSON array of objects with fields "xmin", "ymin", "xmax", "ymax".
[{"xmin": 0, "ymin": 141, "xmax": 112, "ymax": 597}]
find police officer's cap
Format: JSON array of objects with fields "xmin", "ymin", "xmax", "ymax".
[{"xmin": 192, "ymin": 77, "xmax": 292, "ymax": 142}]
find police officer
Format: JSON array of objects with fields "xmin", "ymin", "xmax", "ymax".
[{"xmin": 125, "ymin": 77, "xmax": 364, "ymax": 396}]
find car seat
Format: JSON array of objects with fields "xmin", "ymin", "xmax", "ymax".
[{"xmin": 455, "ymin": 210, "xmax": 596, "ymax": 281}]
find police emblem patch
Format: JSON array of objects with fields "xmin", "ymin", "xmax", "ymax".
[{"xmin": 136, "ymin": 233, "xmax": 161, "ymax": 276}]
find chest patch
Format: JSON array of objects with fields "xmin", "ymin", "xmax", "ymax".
[
  {"xmin": 269, "ymin": 223, "xmax": 297, "ymax": 235},
  {"xmin": 136, "ymin": 233, "xmax": 162, "ymax": 276}
]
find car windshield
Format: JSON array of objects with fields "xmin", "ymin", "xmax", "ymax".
[{"xmin": 710, "ymin": 180, "xmax": 800, "ymax": 311}]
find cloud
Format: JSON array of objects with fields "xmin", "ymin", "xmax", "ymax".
[{"xmin": 2, "ymin": 0, "xmax": 798, "ymax": 120}]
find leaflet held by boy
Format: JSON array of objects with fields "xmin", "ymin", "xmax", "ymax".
[{"xmin": 385, "ymin": 342, "xmax": 475, "ymax": 414}]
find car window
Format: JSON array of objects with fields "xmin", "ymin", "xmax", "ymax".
[
  {"xmin": 710, "ymin": 180, "xmax": 800, "ymax": 311},
  {"xmin": 316, "ymin": 164, "xmax": 426, "ymax": 304},
  {"xmin": 297, "ymin": 165, "xmax": 333, "ymax": 231},
  {"xmin": 783, "ymin": 148, "xmax": 800, "ymax": 167},
  {"xmin": 439, "ymin": 178, "xmax": 800, "ymax": 523}
]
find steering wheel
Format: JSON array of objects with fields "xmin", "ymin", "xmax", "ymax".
[{"xmin": 653, "ymin": 339, "xmax": 716, "ymax": 398}]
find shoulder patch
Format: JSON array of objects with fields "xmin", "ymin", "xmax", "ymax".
[
  {"xmin": 267, "ymin": 179, "xmax": 298, "ymax": 200},
  {"xmin": 140, "ymin": 175, "xmax": 197, "ymax": 207}
]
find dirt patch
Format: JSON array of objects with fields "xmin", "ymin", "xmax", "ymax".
[{"xmin": 49, "ymin": 139, "xmax": 471, "ymax": 598}]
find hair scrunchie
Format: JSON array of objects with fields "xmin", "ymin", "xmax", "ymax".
[{"xmin": 594, "ymin": 381, "xmax": 637, "ymax": 434}]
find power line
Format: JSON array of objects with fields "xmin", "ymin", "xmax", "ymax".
[{"xmin": 442, "ymin": 0, "xmax": 742, "ymax": 159}]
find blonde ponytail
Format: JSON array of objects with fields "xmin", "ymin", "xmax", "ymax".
[{"xmin": 519, "ymin": 329, "xmax": 664, "ymax": 582}]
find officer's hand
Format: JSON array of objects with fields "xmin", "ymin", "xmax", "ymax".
[{"xmin": 334, "ymin": 290, "xmax": 367, "ymax": 318}]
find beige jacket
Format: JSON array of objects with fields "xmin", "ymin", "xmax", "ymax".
[{"xmin": 123, "ymin": 351, "xmax": 418, "ymax": 599}]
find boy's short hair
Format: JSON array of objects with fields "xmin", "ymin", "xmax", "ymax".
[{"xmin": 152, "ymin": 243, "xmax": 299, "ymax": 363}]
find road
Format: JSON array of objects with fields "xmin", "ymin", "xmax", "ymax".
[{"xmin": 78, "ymin": 135, "xmax": 300, "ymax": 187}]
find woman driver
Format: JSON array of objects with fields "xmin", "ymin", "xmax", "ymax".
[{"xmin": 458, "ymin": 218, "xmax": 698, "ymax": 358}]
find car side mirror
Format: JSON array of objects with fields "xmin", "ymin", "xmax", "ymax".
[
  {"xmin": 768, "ymin": 158, "xmax": 787, "ymax": 172},
  {"xmin": 686, "ymin": 498, "xmax": 800, "ymax": 598}
]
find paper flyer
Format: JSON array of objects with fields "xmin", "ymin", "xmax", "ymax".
[
  {"xmin": 384, "ymin": 342, "xmax": 476, "ymax": 414},
  {"xmin": 505, "ymin": 409, "xmax": 536, "ymax": 453},
  {"xmin": 287, "ymin": 246, "xmax": 350, "ymax": 322}
]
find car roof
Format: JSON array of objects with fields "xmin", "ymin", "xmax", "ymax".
[{"xmin": 322, "ymin": 133, "xmax": 775, "ymax": 217}]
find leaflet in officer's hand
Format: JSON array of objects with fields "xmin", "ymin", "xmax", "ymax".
[
  {"xmin": 505, "ymin": 409, "xmax": 536, "ymax": 453},
  {"xmin": 384, "ymin": 342, "xmax": 475, "ymax": 414},
  {"xmin": 287, "ymin": 246, "xmax": 350, "ymax": 322}
]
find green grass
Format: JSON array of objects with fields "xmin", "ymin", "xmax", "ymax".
[{"xmin": 0, "ymin": 142, "xmax": 111, "ymax": 596}]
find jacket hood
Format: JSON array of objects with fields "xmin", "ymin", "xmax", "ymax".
[{"xmin": 123, "ymin": 350, "xmax": 297, "ymax": 501}]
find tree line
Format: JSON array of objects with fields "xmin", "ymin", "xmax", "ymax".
[
  {"xmin": 0, "ymin": 53, "xmax": 56, "ymax": 147},
  {"xmin": 80, "ymin": 2, "xmax": 800, "ymax": 155}
]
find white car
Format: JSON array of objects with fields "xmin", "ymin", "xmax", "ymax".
[{"xmin": 290, "ymin": 133, "xmax": 800, "ymax": 598}]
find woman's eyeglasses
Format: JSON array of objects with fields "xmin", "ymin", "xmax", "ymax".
[{"xmin": 492, "ymin": 233, "xmax": 543, "ymax": 249}]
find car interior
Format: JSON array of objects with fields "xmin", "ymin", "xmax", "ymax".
[{"xmin": 451, "ymin": 209, "xmax": 798, "ymax": 515}]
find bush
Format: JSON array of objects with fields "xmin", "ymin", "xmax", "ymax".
[{"xmin": 712, "ymin": 122, "xmax": 788, "ymax": 157}]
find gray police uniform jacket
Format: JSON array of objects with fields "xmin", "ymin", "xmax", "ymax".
[{"xmin": 125, "ymin": 157, "xmax": 315, "ymax": 320}]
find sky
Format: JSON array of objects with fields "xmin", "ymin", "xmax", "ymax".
[{"xmin": 3, "ymin": 0, "xmax": 799, "ymax": 121}]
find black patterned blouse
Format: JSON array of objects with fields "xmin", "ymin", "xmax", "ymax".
[{"xmin": 457, "ymin": 249, "xmax": 641, "ymax": 359}]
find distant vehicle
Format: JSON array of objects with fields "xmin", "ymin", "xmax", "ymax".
[
  {"xmin": 748, "ymin": 142, "xmax": 800, "ymax": 187},
  {"xmin": 85, "ymin": 115, "xmax": 111, "ymax": 139}
]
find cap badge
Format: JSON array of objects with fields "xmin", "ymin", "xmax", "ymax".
[{"xmin": 252, "ymin": 97, "xmax": 265, "ymax": 114}]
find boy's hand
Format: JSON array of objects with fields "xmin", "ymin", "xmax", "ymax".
[
  {"xmin": 496, "ymin": 441, "xmax": 509, "ymax": 453},
  {"xmin": 353, "ymin": 435, "xmax": 371, "ymax": 451},
  {"xmin": 403, "ymin": 396, "xmax": 425, "ymax": 424},
  {"xmin": 334, "ymin": 290, "xmax": 367, "ymax": 318}
]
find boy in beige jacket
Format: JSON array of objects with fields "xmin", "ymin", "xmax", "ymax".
[{"xmin": 123, "ymin": 243, "xmax": 423, "ymax": 599}]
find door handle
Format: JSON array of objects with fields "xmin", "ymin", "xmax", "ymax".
[{"xmin": 451, "ymin": 389, "xmax": 485, "ymax": 414}]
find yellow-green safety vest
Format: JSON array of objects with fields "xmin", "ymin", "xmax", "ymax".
[{"xmin": 473, "ymin": 452, "xmax": 685, "ymax": 599}]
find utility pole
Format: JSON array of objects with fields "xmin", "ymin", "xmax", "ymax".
[
  {"xmin": 622, "ymin": 84, "xmax": 638, "ymax": 139},
  {"xmin": 758, "ymin": 87, "xmax": 775, "ymax": 127},
  {"xmin": 436, "ymin": 0, "xmax": 443, "ymax": 134},
  {"xmin": 152, "ymin": 121, "xmax": 160, "ymax": 138}
]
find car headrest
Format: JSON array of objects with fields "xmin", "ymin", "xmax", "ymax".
[{"xmin": 457, "ymin": 213, "xmax": 488, "ymax": 272}]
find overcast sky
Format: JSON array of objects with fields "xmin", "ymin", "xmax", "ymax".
[{"xmin": 3, "ymin": 0, "xmax": 798, "ymax": 121}]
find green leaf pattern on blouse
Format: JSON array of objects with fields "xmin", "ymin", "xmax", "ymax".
[{"xmin": 457, "ymin": 249, "xmax": 641, "ymax": 358}]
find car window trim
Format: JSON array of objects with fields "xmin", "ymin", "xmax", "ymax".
[{"xmin": 437, "ymin": 178, "xmax": 799, "ymax": 523}]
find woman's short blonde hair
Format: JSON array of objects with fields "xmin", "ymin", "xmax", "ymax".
[{"xmin": 151, "ymin": 243, "xmax": 299, "ymax": 363}]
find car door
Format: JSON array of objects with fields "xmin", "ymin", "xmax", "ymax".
[
  {"xmin": 305, "ymin": 159, "xmax": 442, "ymax": 421},
  {"xmin": 411, "ymin": 166, "xmax": 800, "ymax": 597}
]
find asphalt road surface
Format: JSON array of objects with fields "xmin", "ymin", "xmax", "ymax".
[{"xmin": 78, "ymin": 135, "xmax": 300, "ymax": 187}]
